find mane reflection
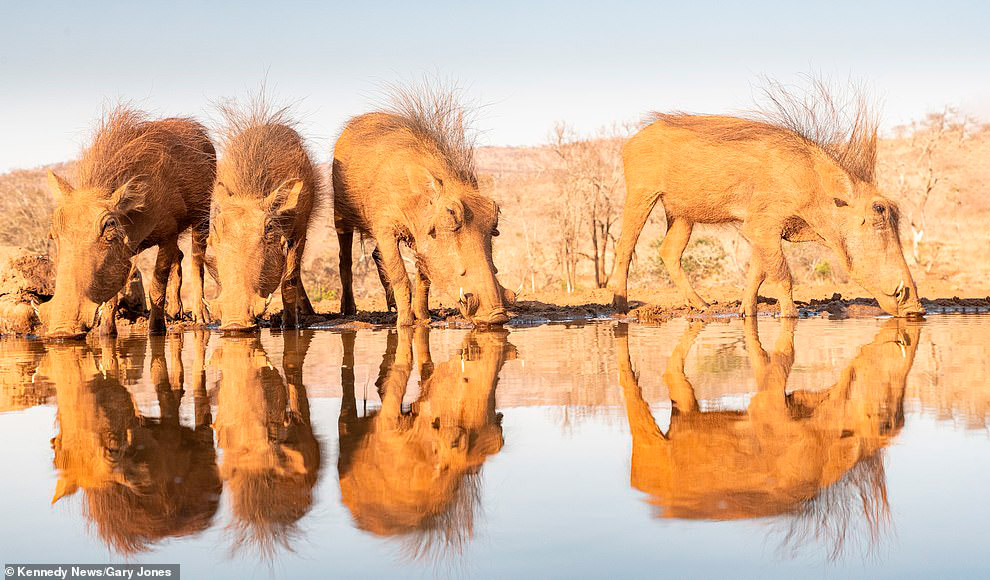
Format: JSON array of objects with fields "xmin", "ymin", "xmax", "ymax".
[
  {"xmin": 44, "ymin": 332, "xmax": 219, "ymax": 555},
  {"xmin": 212, "ymin": 330, "xmax": 322, "ymax": 557},
  {"xmin": 337, "ymin": 327, "xmax": 513, "ymax": 562},
  {"xmin": 616, "ymin": 317, "xmax": 921, "ymax": 560}
]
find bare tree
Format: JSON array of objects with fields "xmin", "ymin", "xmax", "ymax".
[
  {"xmin": 888, "ymin": 107, "xmax": 975, "ymax": 270},
  {"xmin": 547, "ymin": 123, "xmax": 627, "ymax": 290}
]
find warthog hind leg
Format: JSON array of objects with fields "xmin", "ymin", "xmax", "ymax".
[
  {"xmin": 150, "ymin": 238, "xmax": 182, "ymax": 334},
  {"xmin": 338, "ymin": 230, "xmax": 357, "ymax": 316},
  {"xmin": 609, "ymin": 188, "xmax": 662, "ymax": 312},
  {"xmin": 660, "ymin": 217, "xmax": 710, "ymax": 310}
]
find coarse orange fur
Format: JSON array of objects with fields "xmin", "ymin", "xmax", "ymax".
[
  {"xmin": 610, "ymin": 85, "xmax": 923, "ymax": 318},
  {"xmin": 42, "ymin": 107, "xmax": 215, "ymax": 337},
  {"xmin": 333, "ymin": 84, "xmax": 514, "ymax": 327},
  {"xmin": 210, "ymin": 99, "xmax": 321, "ymax": 330}
]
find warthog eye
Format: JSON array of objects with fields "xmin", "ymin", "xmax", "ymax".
[
  {"xmin": 102, "ymin": 217, "xmax": 119, "ymax": 242},
  {"xmin": 872, "ymin": 202, "xmax": 886, "ymax": 215},
  {"xmin": 264, "ymin": 220, "xmax": 278, "ymax": 239}
]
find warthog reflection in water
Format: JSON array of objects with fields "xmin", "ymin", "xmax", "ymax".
[
  {"xmin": 212, "ymin": 331, "xmax": 322, "ymax": 555},
  {"xmin": 616, "ymin": 318, "xmax": 920, "ymax": 560},
  {"xmin": 337, "ymin": 327, "xmax": 513, "ymax": 560},
  {"xmin": 44, "ymin": 333, "xmax": 219, "ymax": 554}
]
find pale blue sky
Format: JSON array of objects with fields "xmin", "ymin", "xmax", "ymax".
[{"xmin": 2, "ymin": 0, "xmax": 988, "ymax": 172}]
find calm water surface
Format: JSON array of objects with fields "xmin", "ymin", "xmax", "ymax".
[{"xmin": 0, "ymin": 316, "xmax": 988, "ymax": 578}]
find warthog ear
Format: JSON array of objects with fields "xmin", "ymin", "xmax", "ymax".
[
  {"xmin": 109, "ymin": 177, "xmax": 144, "ymax": 214},
  {"xmin": 406, "ymin": 165, "xmax": 442, "ymax": 196},
  {"xmin": 47, "ymin": 170, "xmax": 74, "ymax": 202},
  {"xmin": 51, "ymin": 477, "xmax": 79, "ymax": 505},
  {"xmin": 265, "ymin": 178, "xmax": 304, "ymax": 215}
]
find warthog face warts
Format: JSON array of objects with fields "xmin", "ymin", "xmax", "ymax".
[
  {"xmin": 830, "ymin": 188, "xmax": 924, "ymax": 317},
  {"xmin": 40, "ymin": 172, "xmax": 140, "ymax": 339},
  {"xmin": 409, "ymin": 167, "xmax": 512, "ymax": 325},
  {"xmin": 208, "ymin": 179, "xmax": 302, "ymax": 331}
]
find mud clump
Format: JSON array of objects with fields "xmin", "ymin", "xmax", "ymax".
[{"xmin": 0, "ymin": 247, "xmax": 55, "ymax": 335}]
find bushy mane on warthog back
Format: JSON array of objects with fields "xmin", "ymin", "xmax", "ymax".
[
  {"xmin": 75, "ymin": 105, "xmax": 215, "ymax": 195},
  {"xmin": 214, "ymin": 96, "xmax": 322, "ymax": 203},
  {"xmin": 371, "ymin": 80, "xmax": 479, "ymax": 187},
  {"xmin": 649, "ymin": 78, "xmax": 879, "ymax": 184}
]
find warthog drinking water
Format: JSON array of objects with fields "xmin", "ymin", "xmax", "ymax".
[
  {"xmin": 333, "ymin": 85, "xmax": 513, "ymax": 326},
  {"xmin": 610, "ymin": 86, "xmax": 924, "ymax": 318},
  {"xmin": 209, "ymin": 102, "xmax": 320, "ymax": 331},
  {"xmin": 42, "ymin": 107, "xmax": 216, "ymax": 338}
]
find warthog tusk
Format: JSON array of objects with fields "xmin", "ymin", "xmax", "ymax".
[
  {"xmin": 895, "ymin": 280, "xmax": 905, "ymax": 298},
  {"xmin": 93, "ymin": 303, "xmax": 105, "ymax": 328},
  {"xmin": 263, "ymin": 294, "xmax": 274, "ymax": 314},
  {"xmin": 459, "ymin": 287, "xmax": 465, "ymax": 302}
]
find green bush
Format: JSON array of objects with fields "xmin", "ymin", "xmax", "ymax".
[
  {"xmin": 650, "ymin": 236, "xmax": 727, "ymax": 283},
  {"xmin": 812, "ymin": 259, "xmax": 832, "ymax": 281}
]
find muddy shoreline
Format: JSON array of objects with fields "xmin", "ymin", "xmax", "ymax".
[{"xmin": 97, "ymin": 293, "xmax": 990, "ymax": 335}]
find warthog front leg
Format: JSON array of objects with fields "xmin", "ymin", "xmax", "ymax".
[
  {"xmin": 190, "ymin": 222, "xmax": 210, "ymax": 324},
  {"xmin": 281, "ymin": 238, "xmax": 308, "ymax": 329},
  {"xmin": 292, "ymin": 236, "xmax": 315, "ymax": 317},
  {"xmin": 413, "ymin": 267, "xmax": 431, "ymax": 321},
  {"xmin": 165, "ymin": 246, "xmax": 184, "ymax": 321},
  {"xmin": 149, "ymin": 238, "xmax": 181, "ymax": 334},
  {"xmin": 740, "ymin": 219, "xmax": 798, "ymax": 318},
  {"xmin": 376, "ymin": 234, "xmax": 414, "ymax": 327},
  {"xmin": 372, "ymin": 246, "xmax": 397, "ymax": 312}
]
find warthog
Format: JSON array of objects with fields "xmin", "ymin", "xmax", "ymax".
[
  {"xmin": 45, "ymin": 334, "xmax": 220, "ymax": 554},
  {"xmin": 42, "ymin": 107, "xmax": 215, "ymax": 338},
  {"xmin": 616, "ymin": 318, "xmax": 919, "ymax": 555},
  {"xmin": 610, "ymin": 87, "xmax": 924, "ymax": 318},
  {"xmin": 209, "ymin": 103, "xmax": 319, "ymax": 331},
  {"xmin": 333, "ymin": 86, "xmax": 513, "ymax": 326},
  {"xmin": 212, "ymin": 331, "xmax": 321, "ymax": 552},
  {"xmin": 337, "ymin": 327, "xmax": 511, "ymax": 554}
]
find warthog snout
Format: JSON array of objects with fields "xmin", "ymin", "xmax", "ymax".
[
  {"xmin": 873, "ymin": 277, "xmax": 924, "ymax": 318},
  {"xmin": 39, "ymin": 297, "xmax": 101, "ymax": 340},
  {"xmin": 216, "ymin": 295, "xmax": 270, "ymax": 332}
]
